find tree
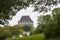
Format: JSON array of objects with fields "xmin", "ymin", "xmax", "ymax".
[
  {"xmin": 0, "ymin": 0, "xmax": 60, "ymax": 25},
  {"xmin": 0, "ymin": 0, "xmax": 34, "ymax": 25},
  {"xmin": 0, "ymin": 26, "xmax": 24, "ymax": 40},
  {"xmin": 0, "ymin": 27, "xmax": 11, "ymax": 40},
  {"xmin": 42, "ymin": 8, "xmax": 60, "ymax": 38},
  {"xmin": 37, "ymin": 15, "xmax": 51, "ymax": 33},
  {"xmin": 7, "ymin": 25, "xmax": 24, "ymax": 37},
  {"xmin": 52, "ymin": 8, "xmax": 60, "ymax": 31},
  {"xmin": 52, "ymin": 8, "xmax": 60, "ymax": 37},
  {"xmin": 33, "ymin": 0, "xmax": 60, "ymax": 12},
  {"xmin": 21, "ymin": 25, "xmax": 32, "ymax": 32}
]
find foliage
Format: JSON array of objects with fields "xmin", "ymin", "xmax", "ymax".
[
  {"xmin": 0, "ymin": 26, "xmax": 24, "ymax": 40},
  {"xmin": 37, "ymin": 7, "xmax": 60, "ymax": 38},
  {"xmin": 0, "ymin": 0, "xmax": 60, "ymax": 25},
  {"xmin": 0, "ymin": 0, "xmax": 34, "ymax": 25},
  {"xmin": 9, "ymin": 26, "xmax": 23, "ymax": 36},
  {"xmin": 21, "ymin": 25, "xmax": 33, "ymax": 32},
  {"xmin": 37, "ymin": 15, "xmax": 51, "ymax": 33},
  {"xmin": 46, "ymin": 38, "xmax": 60, "ymax": 40},
  {"xmin": 5, "ymin": 33, "xmax": 45, "ymax": 40},
  {"xmin": 45, "ymin": 8, "xmax": 60, "ymax": 38},
  {"xmin": 30, "ymin": 28, "xmax": 42, "ymax": 35},
  {"xmin": 33, "ymin": 0, "xmax": 60, "ymax": 12},
  {"xmin": 0, "ymin": 27, "xmax": 11, "ymax": 40}
]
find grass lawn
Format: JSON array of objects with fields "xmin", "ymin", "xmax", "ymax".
[
  {"xmin": 5, "ymin": 33, "xmax": 45, "ymax": 40},
  {"xmin": 5, "ymin": 33, "xmax": 60, "ymax": 40}
]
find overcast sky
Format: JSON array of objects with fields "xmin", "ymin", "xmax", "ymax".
[
  {"xmin": 9, "ymin": 5, "xmax": 40, "ymax": 27},
  {"xmin": 9, "ymin": 4, "xmax": 60, "ymax": 27}
]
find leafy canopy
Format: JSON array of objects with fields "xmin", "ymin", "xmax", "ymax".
[
  {"xmin": 37, "ymin": 7, "xmax": 60, "ymax": 38},
  {"xmin": 0, "ymin": 0, "xmax": 34, "ymax": 25},
  {"xmin": 0, "ymin": 0, "xmax": 60, "ymax": 25}
]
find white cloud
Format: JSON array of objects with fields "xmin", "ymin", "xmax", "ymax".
[{"xmin": 9, "ymin": 5, "xmax": 40, "ymax": 27}]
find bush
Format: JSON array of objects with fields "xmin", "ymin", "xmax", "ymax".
[
  {"xmin": 21, "ymin": 25, "xmax": 33, "ymax": 32},
  {"xmin": 44, "ymin": 26, "xmax": 60, "ymax": 39},
  {"xmin": 46, "ymin": 38, "xmax": 60, "ymax": 40},
  {"xmin": 0, "ymin": 26, "xmax": 24, "ymax": 40}
]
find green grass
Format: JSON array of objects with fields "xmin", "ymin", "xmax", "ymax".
[{"xmin": 5, "ymin": 33, "xmax": 45, "ymax": 40}]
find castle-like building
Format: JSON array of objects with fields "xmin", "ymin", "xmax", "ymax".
[{"xmin": 18, "ymin": 16, "xmax": 33, "ymax": 27}]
